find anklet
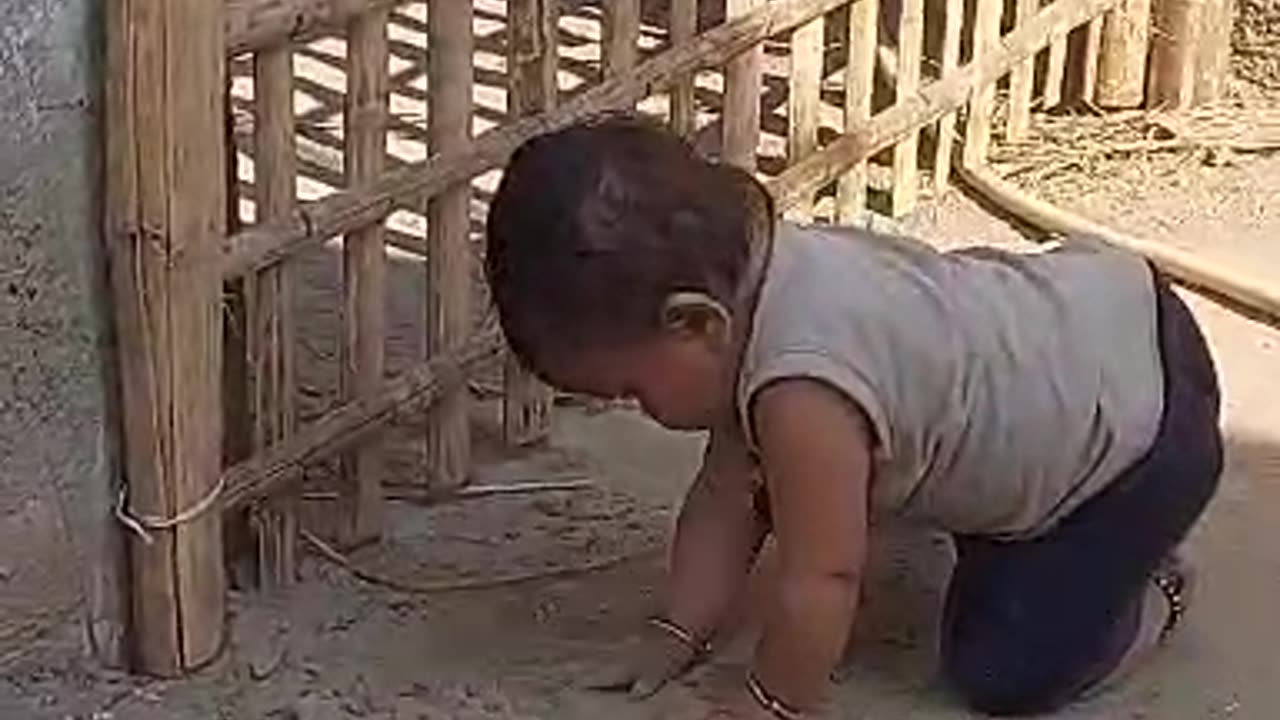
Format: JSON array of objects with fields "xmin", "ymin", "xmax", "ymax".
[
  {"xmin": 1151, "ymin": 571, "xmax": 1186, "ymax": 642},
  {"xmin": 746, "ymin": 672, "xmax": 805, "ymax": 720},
  {"xmin": 647, "ymin": 616, "xmax": 711, "ymax": 657}
]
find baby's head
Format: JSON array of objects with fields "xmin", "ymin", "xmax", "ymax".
[{"xmin": 485, "ymin": 114, "xmax": 772, "ymax": 430}]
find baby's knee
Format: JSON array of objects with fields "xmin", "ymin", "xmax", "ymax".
[{"xmin": 943, "ymin": 640, "xmax": 1076, "ymax": 717}]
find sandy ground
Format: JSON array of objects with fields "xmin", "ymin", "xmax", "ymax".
[{"xmin": 3, "ymin": 2, "xmax": 1279, "ymax": 718}]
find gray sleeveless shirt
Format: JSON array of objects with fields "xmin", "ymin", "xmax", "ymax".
[{"xmin": 736, "ymin": 222, "xmax": 1164, "ymax": 539}]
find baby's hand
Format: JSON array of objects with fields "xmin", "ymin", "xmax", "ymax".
[{"xmin": 582, "ymin": 617, "xmax": 710, "ymax": 699}]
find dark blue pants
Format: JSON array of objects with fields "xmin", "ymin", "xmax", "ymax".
[{"xmin": 940, "ymin": 272, "xmax": 1224, "ymax": 716}]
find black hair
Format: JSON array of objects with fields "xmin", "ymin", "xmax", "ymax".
[{"xmin": 485, "ymin": 113, "xmax": 773, "ymax": 376}]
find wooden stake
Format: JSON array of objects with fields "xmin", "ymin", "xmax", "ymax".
[
  {"xmin": 1194, "ymin": 0, "xmax": 1231, "ymax": 104},
  {"xmin": 250, "ymin": 43, "xmax": 299, "ymax": 586},
  {"xmin": 1096, "ymin": 0, "xmax": 1151, "ymax": 108},
  {"xmin": 604, "ymin": 0, "xmax": 641, "ymax": 80},
  {"xmin": 503, "ymin": 0, "xmax": 556, "ymax": 447},
  {"xmin": 670, "ymin": 0, "xmax": 699, "ymax": 136},
  {"xmin": 963, "ymin": 0, "xmax": 1004, "ymax": 168},
  {"xmin": 104, "ymin": 0, "xmax": 226, "ymax": 676},
  {"xmin": 1148, "ymin": 0, "xmax": 1201, "ymax": 109},
  {"xmin": 1043, "ymin": 0, "xmax": 1070, "ymax": 108},
  {"xmin": 1007, "ymin": 0, "xmax": 1040, "ymax": 138},
  {"xmin": 837, "ymin": 0, "xmax": 878, "ymax": 222},
  {"xmin": 425, "ymin": 0, "xmax": 474, "ymax": 491},
  {"xmin": 722, "ymin": 0, "xmax": 766, "ymax": 169},
  {"xmin": 787, "ymin": 15, "xmax": 825, "ymax": 221},
  {"xmin": 339, "ymin": 7, "xmax": 389, "ymax": 546},
  {"xmin": 933, "ymin": 0, "xmax": 963, "ymax": 194},
  {"xmin": 1065, "ymin": 18, "xmax": 1104, "ymax": 104},
  {"xmin": 892, "ymin": 0, "xmax": 925, "ymax": 215}
]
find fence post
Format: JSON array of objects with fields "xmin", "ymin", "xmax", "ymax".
[
  {"xmin": 1007, "ymin": 0, "xmax": 1040, "ymax": 138},
  {"xmin": 932, "ymin": 0, "xmax": 963, "ymax": 193},
  {"xmin": 670, "ymin": 0, "xmax": 699, "ymax": 136},
  {"xmin": 1194, "ymin": 0, "xmax": 1232, "ymax": 104},
  {"xmin": 104, "ymin": 0, "xmax": 227, "ymax": 676},
  {"xmin": 426, "ymin": 0, "xmax": 476, "ymax": 490},
  {"xmin": 250, "ymin": 41, "xmax": 300, "ymax": 585},
  {"xmin": 891, "ymin": 0, "xmax": 925, "ymax": 215},
  {"xmin": 837, "ymin": 0, "xmax": 878, "ymax": 221},
  {"xmin": 1096, "ymin": 0, "xmax": 1151, "ymax": 108},
  {"xmin": 722, "ymin": 0, "xmax": 764, "ymax": 169},
  {"xmin": 1148, "ymin": 0, "xmax": 1202, "ymax": 109},
  {"xmin": 504, "ymin": 0, "xmax": 557, "ymax": 446},
  {"xmin": 787, "ymin": 14, "xmax": 824, "ymax": 220},
  {"xmin": 963, "ymin": 0, "xmax": 1004, "ymax": 168},
  {"xmin": 340, "ymin": 6, "xmax": 390, "ymax": 545}
]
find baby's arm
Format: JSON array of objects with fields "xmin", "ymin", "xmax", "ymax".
[
  {"xmin": 661, "ymin": 421, "xmax": 771, "ymax": 645},
  {"xmin": 743, "ymin": 378, "xmax": 872, "ymax": 716}
]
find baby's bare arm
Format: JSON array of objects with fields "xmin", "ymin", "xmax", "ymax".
[{"xmin": 661, "ymin": 422, "xmax": 769, "ymax": 644}]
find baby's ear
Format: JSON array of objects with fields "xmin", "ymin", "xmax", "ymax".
[{"xmin": 662, "ymin": 291, "xmax": 731, "ymax": 342}]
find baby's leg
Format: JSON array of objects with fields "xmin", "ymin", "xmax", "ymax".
[{"xmin": 940, "ymin": 277, "xmax": 1222, "ymax": 717}]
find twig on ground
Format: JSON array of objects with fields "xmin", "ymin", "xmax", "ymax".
[
  {"xmin": 299, "ymin": 529, "xmax": 661, "ymax": 594},
  {"xmin": 302, "ymin": 475, "xmax": 593, "ymax": 506}
]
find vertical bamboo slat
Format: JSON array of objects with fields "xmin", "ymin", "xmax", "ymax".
[
  {"xmin": 1096, "ymin": 0, "xmax": 1151, "ymax": 108},
  {"xmin": 339, "ymin": 8, "xmax": 390, "ymax": 545},
  {"xmin": 1067, "ymin": 18, "xmax": 1104, "ymax": 104},
  {"xmin": 1148, "ymin": 0, "xmax": 1200, "ymax": 109},
  {"xmin": 932, "ymin": 0, "xmax": 963, "ymax": 194},
  {"xmin": 250, "ymin": 44, "xmax": 299, "ymax": 586},
  {"xmin": 1194, "ymin": 0, "xmax": 1231, "ymax": 104},
  {"xmin": 722, "ymin": 0, "xmax": 764, "ymax": 169},
  {"xmin": 604, "ymin": 0, "xmax": 642, "ymax": 80},
  {"xmin": 1006, "ymin": 0, "xmax": 1039, "ymax": 138},
  {"xmin": 670, "ymin": 0, "xmax": 699, "ymax": 136},
  {"xmin": 503, "ymin": 0, "xmax": 557, "ymax": 447},
  {"xmin": 105, "ymin": 0, "xmax": 226, "ymax": 675},
  {"xmin": 787, "ymin": 16, "xmax": 824, "ymax": 221},
  {"xmin": 425, "ymin": 0, "xmax": 475, "ymax": 490},
  {"xmin": 836, "ymin": 0, "xmax": 877, "ymax": 222},
  {"xmin": 891, "ymin": 0, "xmax": 924, "ymax": 215},
  {"xmin": 1043, "ymin": 0, "xmax": 1070, "ymax": 108},
  {"xmin": 963, "ymin": 0, "xmax": 1004, "ymax": 168}
]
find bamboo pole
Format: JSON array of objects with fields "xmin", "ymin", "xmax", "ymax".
[
  {"xmin": 958, "ymin": 165, "xmax": 1280, "ymax": 330},
  {"xmin": 892, "ymin": 0, "xmax": 925, "ymax": 215},
  {"xmin": 787, "ymin": 15, "xmax": 825, "ymax": 220},
  {"xmin": 1007, "ymin": 0, "xmax": 1040, "ymax": 138},
  {"xmin": 503, "ymin": 0, "xmax": 557, "ymax": 447},
  {"xmin": 104, "ymin": 0, "xmax": 226, "ymax": 676},
  {"xmin": 963, "ymin": 0, "xmax": 1004, "ymax": 168},
  {"xmin": 339, "ymin": 7, "xmax": 389, "ymax": 546},
  {"xmin": 250, "ymin": 43, "xmax": 299, "ymax": 586},
  {"xmin": 670, "ymin": 0, "xmax": 699, "ymax": 136},
  {"xmin": 226, "ymin": 0, "xmax": 399, "ymax": 56},
  {"xmin": 722, "ymin": 0, "xmax": 766, "ymax": 169},
  {"xmin": 769, "ymin": 0, "xmax": 1122, "ymax": 209},
  {"xmin": 425, "ymin": 0, "xmax": 475, "ymax": 491},
  {"xmin": 222, "ymin": 330, "xmax": 506, "ymax": 511},
  {"xmin": 1148, "ymin": 0, "xmax": 1201, "ymax": 109},
  {"xmin": 604, "ymin": 0, "xmax": 642, "ymax": 80},
  {"xmin": 1096, "ymin": 0, "xmax": 1151, "ymax": 108},
  {"xmin": 1194, "ymin": 0, "xmax": 1231, "ymax": 104},
  {"xmin": 836, "ymin": 0, "xmax": 878, "ymax": 222},
  {"xmin": 932, "ymin": 0, "xmax": 963, "ymax": 193},
  {"xmin": 1043, "ymin": 0, "xmax": 1070, "ymax": 108},
  {"xmin": 221, "ymin": 0, "xmax": 858, "ymax": 278}
]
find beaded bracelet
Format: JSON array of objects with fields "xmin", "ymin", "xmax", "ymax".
[
  {"xmin": 647, "ymin": 616, "xmax": 712, "ymax": 657},
  {"xmin": 746, "ymin": 672, "xmax": 805, "ymax": 720}
]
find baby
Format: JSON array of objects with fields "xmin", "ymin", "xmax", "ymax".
[{"xmin": 483, "ymin": 113, "xmax": 1222, "ymax": 718}]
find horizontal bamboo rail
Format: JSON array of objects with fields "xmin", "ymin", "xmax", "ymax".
[
  {"xmin": 225, "ymin": 0, "xmax": 398, "ymax": 55},
  {"xmin": 767, "ymin": 0, "xmax": 1122, "ymax": 210},
  {"xmin": 222, "ymin": 328, "xmax": 505, "ymax": 511},
  {"xmin": 221, "ymin": 0, "xmax": 851, "ymax": 279}
]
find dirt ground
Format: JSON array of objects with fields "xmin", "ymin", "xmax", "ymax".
[{"xmin": 3, "ymin": 3, "xmax": 1279, "ymax": 719}]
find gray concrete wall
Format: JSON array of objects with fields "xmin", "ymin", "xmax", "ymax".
[{"xmin": 1, "ymin": 0, "xmax": 126, "ymax": 667}]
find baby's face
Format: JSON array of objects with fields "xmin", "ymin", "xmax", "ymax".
[{"xmin": 544, "ymin": 332, "xmax": 731, "ymax": 431}]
